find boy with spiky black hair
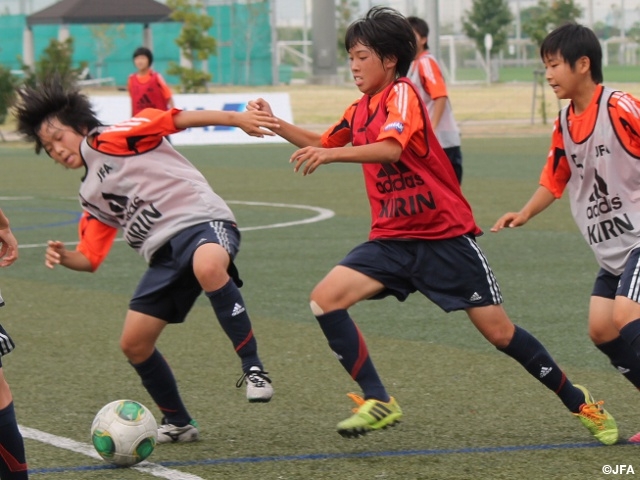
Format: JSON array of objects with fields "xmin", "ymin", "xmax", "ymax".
[
  {"xmin": 493, "ymin": 23, "xmax": 640, "ymax": 442},
  {"xmin": 14, "ymin": 78, "xmax": 280, "ymax": 444},
  {"xmin": 249, "ymin": 8, "xmax": 618, "ymax": 443}
]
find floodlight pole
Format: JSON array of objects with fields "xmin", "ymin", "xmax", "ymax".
[
  {"xmin": 484, "ymin": 33, "xmax": 493, "ymax": 85},
  {"xmin": 270, "ymin": 0, "xmax": 279, "ymax": 85},
  {"xmin": 424, "ymin": 0, "xmax": 439, "ymax": 60}
]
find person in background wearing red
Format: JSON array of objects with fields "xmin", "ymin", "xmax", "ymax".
[{"xmin": 128, "ymin": 47, "xmax": 174, "ymax": 117}]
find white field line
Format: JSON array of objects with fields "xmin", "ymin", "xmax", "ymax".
[
  {"xmin": 14, "ymin": 200, "xmax": 334, "ymax": 476},
  {"xmin": 19, "ymin": 426, "xmax": 205, "ymax": 479},
  {"xmin": 17, "ymin": 201, "xmax": 335, "ymax": 249}
]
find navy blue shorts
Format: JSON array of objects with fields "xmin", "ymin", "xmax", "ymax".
[
  {"xmin": 592, "ymin": 247, "xmax": 640, "ymax": 301},
  {"xmin": 129, "ymin": 221, "xmax": 242, "ymax": 324},
  {"xmin": 338, "ymin": 235, "xmax": 503, "ymax": 312}
]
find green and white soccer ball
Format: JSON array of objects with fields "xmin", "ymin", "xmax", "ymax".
[{"xmin": 91, "ymin": 399, "xmax": 158, "ymax": 467}]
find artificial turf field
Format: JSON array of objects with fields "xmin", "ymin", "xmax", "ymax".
[{"xmin": 0, "ymin": 137, "xmax": 638, "ymax": 479}]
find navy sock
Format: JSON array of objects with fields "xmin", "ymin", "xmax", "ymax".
[
  {"xmin": 498, "ymin": 325, "xmax": 584, "ymax": 413},
  {"xmin": 316, "ymin": 309, "xmax": 389, "ymax": 402},
  {"xmin": 206, "ymin": 279, "xmax": 261, "ymax": 372},
  {"xmin": 0, "ymin": 402, "xmax": 27, "ymax": 479},
  {"xmin": 619, "ymin": 318, "xmax": 640, "ymax": 354},
  {"xmin": 596, "ymin": 336, "xmax": 640, "ymax": 389},
  {"xmin": 131, "ymin": 349, "xmax": 191, "ymax": 426}
]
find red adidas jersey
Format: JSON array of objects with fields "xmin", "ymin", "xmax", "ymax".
[
  {"xmin": 321, "ymin": 79, "xmax": 480, "ymax": 240},
  {"xmin": 128, "ymin": 70, "xmax": 173, "ymax": 116}
]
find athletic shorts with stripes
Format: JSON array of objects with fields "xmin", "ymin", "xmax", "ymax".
[
  {"xmin": 592, "ymin": 247, "xmax": 640, "ymax": 301},
  {"xmin": 129, "ymin": 220, "xmax": 242, "ymax": 324},
  {"xmin": 0, "ymin": 289, "xmax": 16, "ymax": 367},
  {"xmin": 338, "ymin": 235, "xmax": 503, "ymax": 312}
]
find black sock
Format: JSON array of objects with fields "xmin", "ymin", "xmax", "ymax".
[
  {"xmin": 131, "ymin": 349, "xmax": 191, "ymax": 426},
  {"xmin": 619, "ymin": 318, "xmax": 640, "ymax": 354},
  {"xmin": 498, "ymin": 325, "xmax": 584, "ymax": 413},
  {"xmin": 0, "ymin": 402, "xmax": 27, "ymax": 479},
  {"xmin": 596, "ymin": 336, "xmax": 640, "ymax": 389},
  {"xmin": 206, "ymin": 279, "xmax": 261, "ymax": 372},
  {"xmin": 316, "ymin": 309, "xmax": 389, "ymax": 402}
]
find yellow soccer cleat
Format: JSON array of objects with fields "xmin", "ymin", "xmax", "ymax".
[
  {"xmin": 336, "ymin": 393, "xmax": 403, "ymax": 438},
  {"xmin": 574, "ymin": 385, "xmax": 618, "ymax": 446}
]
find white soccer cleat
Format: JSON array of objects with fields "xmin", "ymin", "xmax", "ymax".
[
  {"xmin": 236, "ymin": 366, "xmax": 274, "ymax": 403},
  {"xmin": 157, "ymin": 419, "xmax": 200, "ymax": 444}
]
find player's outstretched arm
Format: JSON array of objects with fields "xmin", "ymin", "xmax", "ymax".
[
  {"xmin": 291, "ymin": 139, "xmax": 402, "ymax": 176},
  {"xmin": 0, "ymin": 209, "xmax": 18, "ymax": 267},
  {"xmin": 490, "ymin": 185, "xmax": 556, "ymax": 232},
  {"xmin": 172, "ymin": 109, "xmax": 279, "ymax": 138},
  {"xmin": 248, "ymin": 98, "xmax": 322, "ymax": 148},
  {"xmin": 45, "ymin": 240, "xmax": 93, "ymax": 272}
]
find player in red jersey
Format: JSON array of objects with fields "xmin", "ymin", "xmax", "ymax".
[
  {"xmin": 407, "ymin": 16, "xmax": 463, "ymax": 184},
  {"xmin": 14, "ymin": 79, "xmax": 280, "ymax": 444},
  {"xmin": 128, "ymin": 47, "xmax": 174, "ymax": 117},
  {"xmin": 249, "ymin": 7, "xmax": 618, "ymax": 443},
  {"xmin": 0, "ymin": 209, "xmax": 28, "ymax": 479},
  {"xmin": 492, "ymin": 23, "xmax": 640, "ymax": 443}
]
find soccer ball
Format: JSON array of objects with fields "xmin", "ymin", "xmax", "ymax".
[{"xmin": 90, "ymin": 399, "xmax": 158, "ymax": 467}]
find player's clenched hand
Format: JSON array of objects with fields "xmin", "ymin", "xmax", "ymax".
[
  {"xmin": 0, "ymin": 226, "xmax": 18, "ymax": 267},
  {"xmin": 246, "ymin": 98, "xmax": 274, "ymax": 117},
  {"xmin": 237, "ymin": 110, "xmax": 279, "ymax": 137},
  {"xmin": 45, "ymin": 240, "xmax": 67, "ymax": 269},
  {"xmin": 290, "ymin": 146, "xmax": 334, "ymax": 175},
  {"xmin": 490, "ymin": 212, "xmax": 529, "ymax": 232}
]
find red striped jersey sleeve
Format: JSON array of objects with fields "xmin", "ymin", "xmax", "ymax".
[
  {"xmin": 417, "ymin": 54, "xmax": 448, "ymax": 100},
  {"xmin": 377, "ymin": 82, "xmax": 426, "ymax": 155},
  {"xmin": 93, "ymin": 108, "xmax": 183, "ymax": 155},
  {"xmin": 609, "ymin": 91, "xmax": 640, "ymax": 156},
  {"xmin": 76, "ymin": 211, "xmax": 118, "ymax": 271},
  {"xmin": 539, "ymin": 118, "xmax": 572, "ymax": 198},
  {"xmin": 321, "ymin": 101, "xmax": 358, "ymax": 148}
]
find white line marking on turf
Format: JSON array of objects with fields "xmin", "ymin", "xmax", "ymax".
[
  {"xmin": 228, "ymin": 201, "xmax": 335, "ymax": 231},
  {"xmin": 18, "ymin": 201, "xmax": 335, "ymax": 249},
  {"xmin": 20, "ymin": 425, "xmax": 205, "ymax": 480},
  {"xmin": 0, "ymin": 196, "xmax": 34, "ymax": 201}
]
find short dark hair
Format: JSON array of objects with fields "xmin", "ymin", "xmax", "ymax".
[
  {"xmin": 540, "ymin": 23, "xmax": 603, "ymax": 84},
  {"xmin": 14, "ymin": 78, "xmax": 101, "ymax": 154},
  {"xmin": 133, "ymin": 46, "xmax": 153, "ymax": 66},
  {"xmin": 407, "ymin": 16, "xmax": 429, "ymax": 50},
  {"xmin": 345, "ymin": 6, "xmax": 416, "ymax": 78}
]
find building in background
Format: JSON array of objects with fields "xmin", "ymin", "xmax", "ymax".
[{"xmin": 2, "ymin": 0, "xmax": 637, "ymax": 30}]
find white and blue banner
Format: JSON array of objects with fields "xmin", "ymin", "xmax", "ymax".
[{"xmin": 90, "ymin": 92, "xmax": 293, "ymax": 146}]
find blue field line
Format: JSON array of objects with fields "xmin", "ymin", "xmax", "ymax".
[
  {"xmin": 5, "ymin": 208, "xmax": 82, "ymax": 231},
  {"xmin": 29, "ymin": 441, "xmax": 617, "ymax": 475}
]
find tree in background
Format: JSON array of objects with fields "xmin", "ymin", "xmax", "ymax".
[
  {"xmin": 21, "ymin": 37, "xmax": 85, "ymax": 89},
  {"xmin": 627, "ymin": 21, "xmax": 640, "ymax": 43},
  {"xmin": 591, "ymin": 20, "xmax": 621, "ymax": 40},
  {"xmin": 166, "ymin": 0, "xmax": 216, "ymax": 93},
  {"xmin": 462, "ymin": 0, "xmax": 513, "ymax": 81},
  {"xmin": 336, "ymin": 0, "xmax": 358, "ymax": 64},
  {"xmin": 235, "ymin": 0, "xmax": 270, "ymax": 86},
  {"xmin": 521, "ymin": 0, "xmax": 583, "ymax": 123},
  {"xmin": 89, "ymin": 24, "xmax": 126, "ymax": 79},
  {"xmin": 0, "ymin": 64, "xmax": 17, "ymax": 125},
  {"xmin": 521, "ymin": 0, "xmax": 583, "ymax": 46}
]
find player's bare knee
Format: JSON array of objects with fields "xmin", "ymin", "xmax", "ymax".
[
  {"xmin": 310, "ymin": 300, "xmax": 324, "ymax": 316},
  {"xmin": 484, "ymin": 326, "xmax": 514, "ymax": 349}
]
